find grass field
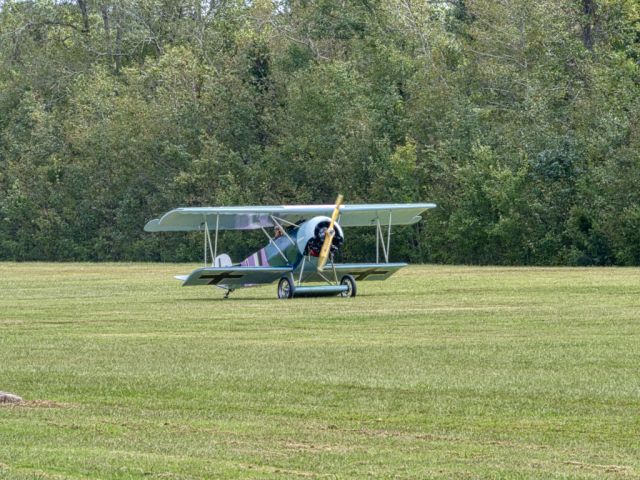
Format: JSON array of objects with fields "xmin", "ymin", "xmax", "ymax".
[{"xmin": 0, "ymin": 263, "xmax": 639, "ymax": 479}]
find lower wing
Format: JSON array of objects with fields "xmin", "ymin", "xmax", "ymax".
[
  {"xmin": 301, "ymin": 263, "xmax": 407, "ymax": 282},
  {"xmin": 178, "ymin": 266, "xmax": 292, "ymax": 288}
]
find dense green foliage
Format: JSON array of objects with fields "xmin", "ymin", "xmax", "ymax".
[{"xmin": 1, "ymin": 0, "xmax": 638, "ymax": 264}]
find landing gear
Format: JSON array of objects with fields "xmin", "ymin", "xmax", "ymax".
[
  {"xmin": 223, "ymin": 289, "xmax": 234, "ymax": 299},
  {"xmin": 339, "ymin": 275, "xmax": 357, "ymax": 298},
  {"xmin": 277, "ymin": 276, "xmax": 295, "ymax": 299}
]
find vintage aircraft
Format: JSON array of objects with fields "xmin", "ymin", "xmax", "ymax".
[{"xmin": 144, "ymin": 197, "xmax": 436, "ymax": 299}]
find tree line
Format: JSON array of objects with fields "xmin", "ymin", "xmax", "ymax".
[{"xmin": 1, "ymin": 0, "xmax": 638, "ymax": 265}]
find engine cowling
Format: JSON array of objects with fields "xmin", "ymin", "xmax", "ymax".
[{"xmin": 296, "ymin": 216, "xmax": 344, "ymax": 257}]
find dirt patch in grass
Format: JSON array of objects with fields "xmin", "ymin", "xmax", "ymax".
[
  {"xmin": 245, "ymin": 463, "xmax": 318, "ymax": 477},
  {"xmin": 564, "ymin": 460, "xmax": 633, "ymax": 476},
  {"xmin": 9, "ymin": 399, "xmax": 78, "ymax": 409},
  {"xmin": 282, "ymin": 441, "xmax": 351, "ymax": 453}
]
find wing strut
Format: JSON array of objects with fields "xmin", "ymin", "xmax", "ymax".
[
  {"xmin": 375, "ymin": 214, "xmax": 392, "ymax": 264},
  {"xmin": 260, "ymin": 227, "xmax": 290, "ymax": 263},
  {"xmin": 376, "ymin": 220, "xmax": 388, "ymax": 263},
  {"xmin": 376, "ymin": 223, "xmax": 379, "ymax": 263},
  {"xmin": 270, "ymin": 215, "xmax": 297, "ymax": 248},
  {"xmin": 387, "ymin": 211, "xmax": 392, "ymax": 260},
  {"xmin": 203, "ymin": 216, "xmax": 220, "ymax": 266},
  {"xmin": 214, "ymin": 214, "xmax": 219, "ymax": 260}
]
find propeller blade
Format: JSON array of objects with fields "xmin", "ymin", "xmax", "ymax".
[{"xmin": 317, "ymin": 194, "xmax": 343, "ymax": 271}]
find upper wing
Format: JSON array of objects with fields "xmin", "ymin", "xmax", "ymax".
[
  {"xmin": 144, "ymin": 203, "xmax": 436, "ymax": 232},
  {"xmin": 179, "ymin": 266, "xmax": 292, "ymax": 287}
]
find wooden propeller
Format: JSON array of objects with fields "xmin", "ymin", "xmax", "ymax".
[{"xmin": 317, "ymin": 194, "xmax": 343, "ymax": 271}]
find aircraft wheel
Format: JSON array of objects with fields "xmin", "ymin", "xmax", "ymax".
[
  {"xmin": 277, "ymin": 276, "xmax": 294, "ymax": 299},
  {"xmin": 339, "ymin": 275, "xmax": 357, "ymax": 298}
]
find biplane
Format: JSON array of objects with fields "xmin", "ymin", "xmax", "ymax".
[{"xmin": 144, "ymin": 197, "xmax": 436, "ymax": 299}]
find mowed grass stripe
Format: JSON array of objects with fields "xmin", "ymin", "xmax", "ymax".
[{"xmin": 0, "ymin": 263, "xmax": 639, "ymax": 479}]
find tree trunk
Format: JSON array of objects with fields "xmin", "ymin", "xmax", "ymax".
[
  {"xmin": 115, "ymin": 4, "xmax": 122, "ymax": 73},
  {"xmin": 78, "ymin": 0, "xmax": 90, "ymax": 33},
  {"xmin": 581, "ymin": 0, "xmax": 596, "ymax": 50},
  {"xmin": 101, "ymin": 5, "xmax": 115, "ymax": 71}
]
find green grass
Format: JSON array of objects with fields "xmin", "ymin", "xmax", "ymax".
[{"xmin": 0, "ymin": 263, "xmax": 639, "ymax": 479}]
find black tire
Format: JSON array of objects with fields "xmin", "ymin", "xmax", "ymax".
[
  {"xmin": 340, "ymin": 275, "xmax": 357, "ymax": 298},
  {"xmin": 277, "ymin": 276, "xmax": 294, "ymax": 299}
]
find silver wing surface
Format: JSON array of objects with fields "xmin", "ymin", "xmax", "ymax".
[
  {"xmin": 179, "ymin": 267, "xmax": 292, "ymax": 288},
  {"xmin": 300, "ymin": 263, "xmax": 407, "ymax": 283},
  {"xmin": 145, "ymin": 203, "xmax": 436, "ymax": 232}
]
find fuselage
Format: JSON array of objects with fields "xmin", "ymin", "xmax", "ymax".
[{"xmin": 240, "ymin": 216, "xmax": 343, "ymax": 272}]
